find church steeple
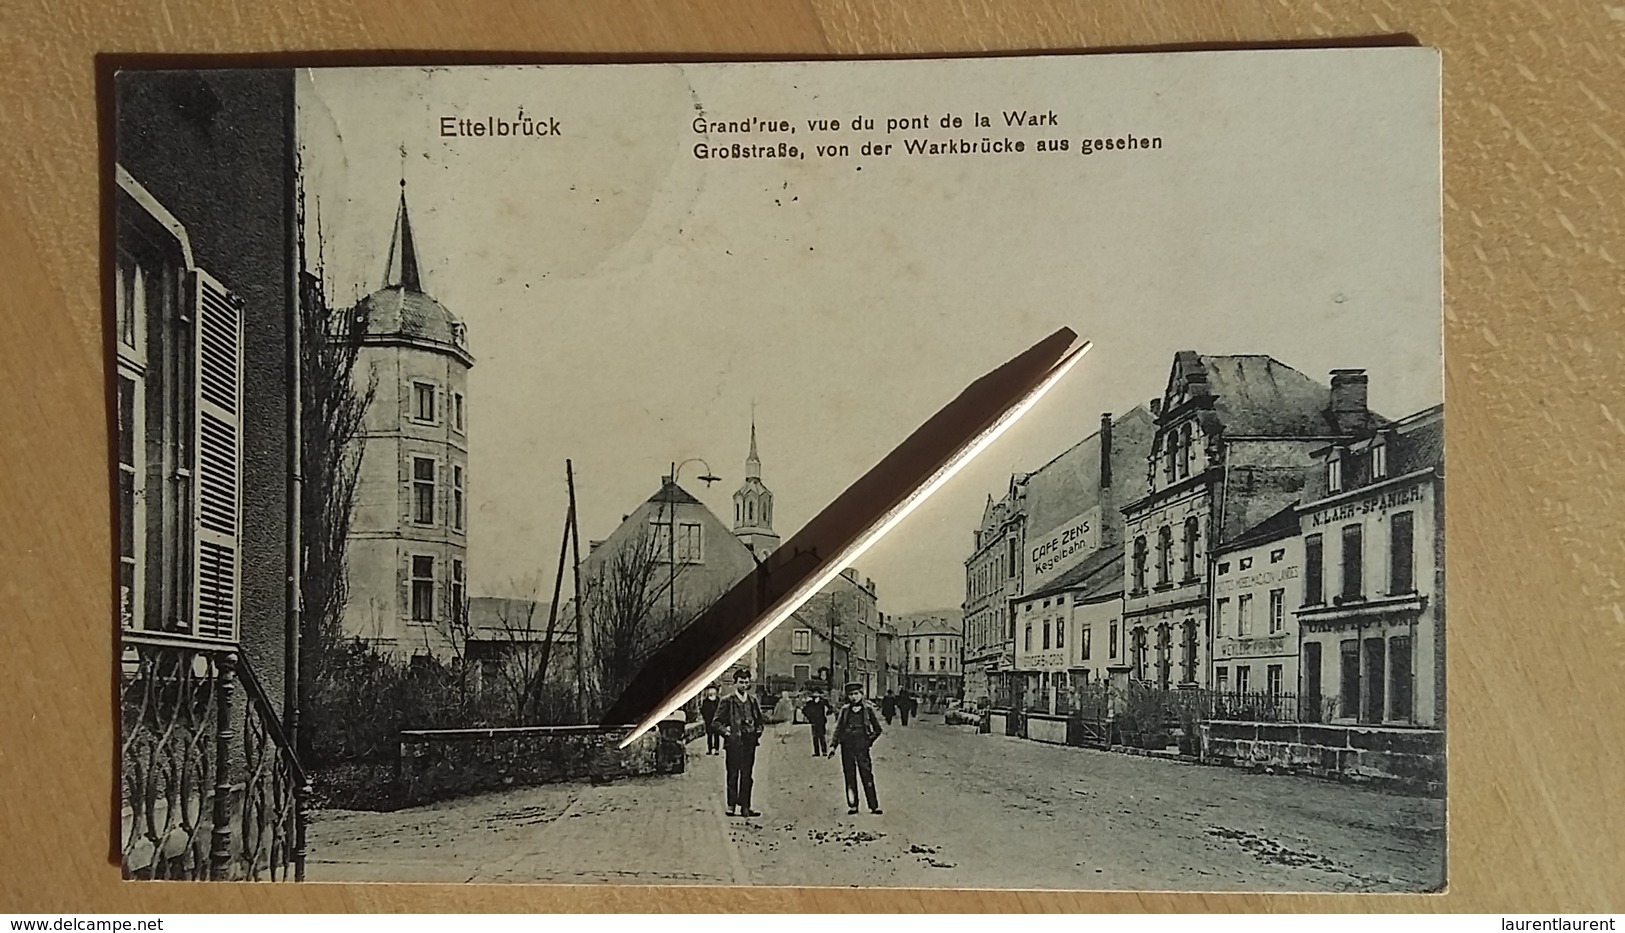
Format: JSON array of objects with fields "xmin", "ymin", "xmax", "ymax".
[
  {"xmin": 732, "ymin": 410, "xmax": 779, "ymax": 560},
  {"xmin": 383, "ymin": 178, "xmax": 422, "ymax": 291},
  {"xmin": 746, "ymin": 413, "xmax": 761, "ymax": 480}
]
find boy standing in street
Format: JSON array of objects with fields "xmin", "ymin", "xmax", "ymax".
[
  {"xmin": 717, "ymin": 668, "xmax": 764, "ymax": 817},
  {"xmin": 802, "ymin": 686, "xmax": 833, "ymax": 757},
  {"xmin": 700, "ymin": 685, "xmax": 721, "ymax": 756},
  {"xmin": 829, "ymin": 681, "xmax": 884, "ymax": 815}
]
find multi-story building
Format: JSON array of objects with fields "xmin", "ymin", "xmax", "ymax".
[
  {"xmin": 1012, "ymin": 548, "xmax": 1125, "ymax": 712},
  {"xmin": 342, "ymin": 183, "xmax": 474, "ymax": 659},
  {"xmin": 1210, "ymin": 505, "xmax": 1303, "ymax": 706},
  {"xmin": 581, "ymin": 474, "xmax": 760, "ymax": 701},
  {"xmin": 1005, "ymin": 408, "xmax": 1154, "ymax": 709},
  {"xmin": 114, "ymin": 69, "xmax": 303, "ymax": 880},
  {"xmin": 1122, "ymin": 354, "xmax": 1383, "ymax": 691},
  {"xmin": 876, "ymin": 617, "xmax": 903, "ymax": 697},
  {"xmin": 1296, "ymin": 403, "xmax": 1444, "ymax": 728},
  {"xmin": 895, "ymin": 611, "xmax": 963, "ymax": 708},
  {"xmin": 762, "ymin": 567, "xmax": 882, "ymax": 692},
  {"xmin": 962, "ymin": 476, "xmax": 1026, "ymax": 707}
]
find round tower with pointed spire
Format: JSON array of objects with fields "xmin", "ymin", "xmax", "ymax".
[
  {"xmin": 732, "ymin": 411, "xmax": 780, "ymax": 561},
  {"xmin": 342, "ymin": 179, "xmax": 475, "ymax": 658}
]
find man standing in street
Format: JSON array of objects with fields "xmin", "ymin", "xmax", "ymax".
[
  {"xmin": 717, "ymin": 668, "xmax": 764, "ymax": 817},
  {"xmin": 897, "ymin": 686, "xmax": 913, "ymax": 726},
  {"xmin": 802, "ymin": 686, "xmax": 833, "ymax": 757},
  {"xmin": 700, "ymin": 685, "xmax": 722, "ymax": 756},
  {"xmin": 830, "ymin": 681, "xmax": 884, "ymax": 815}
]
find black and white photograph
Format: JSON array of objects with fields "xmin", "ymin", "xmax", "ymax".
[{"xmin": 112, "ymin": 49, "xmax": 1444, "ymax": 890}]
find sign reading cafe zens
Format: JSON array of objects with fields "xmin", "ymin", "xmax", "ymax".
[{"xmin": 1026, "ymin": 507, "xmax": 1101, "ymax": 590}]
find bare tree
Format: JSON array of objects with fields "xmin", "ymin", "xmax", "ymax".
[
  {"xmin": 422, "ymin": 586, "xmax": 476, "ymax": 714},
  {"xmin": 479, "ymin": 582, "xmax": 569, "ymax": 726},
  {"xmin": 296, "ymin": 195, "xmax": 377, "ymax": 762},
  {"xmin": 582, "ymin": 528, "xmax": 705, "ymax": 714}
]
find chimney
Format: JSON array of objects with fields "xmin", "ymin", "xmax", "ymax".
[
  {"xmin": 1099, "ymin": 412, "xmax": 1113, "ymax": 489},
  {"xmin": 1330, "ymin": 369, "xmax": 1369, "ymax": 429}
]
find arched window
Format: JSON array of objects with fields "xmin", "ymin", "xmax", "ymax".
[
  {"xmin": 1178, "ymin": 424, "xmax": 1192, "ymax": 478},
  {"xmin": 763, "ymin": 499, "xmax": 771, "ymax": 525},
  {"xmin": 1156, "ymin": 623, "xmax": 1173, "ymax": 688},
  {"xmin": 747, "ymin": 497, "xmax": 755, "ymax": 523},
  {"xmin": 1163, "ymin": 433, "xmax": 1177, "ymax": 483},
  {"xmin": 735, "ymin": 501, "xmax": 741, "ymax": 524}
]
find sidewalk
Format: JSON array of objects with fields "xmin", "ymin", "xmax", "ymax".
[{"xmin": 305, "ymin": 740, "xmax": 746, "ymax": 884}]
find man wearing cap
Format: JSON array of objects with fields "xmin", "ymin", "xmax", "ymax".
[
  {"xmin": 717, "ymin": 668, "xmax": 765, "ymax": 817},
  {"xmin": 829, "ymin": 681, "xmax": 884, "ymax": 815},
  {"xmin": 801, "ymin": 685, "xmax": 833, "ymax": 757}
]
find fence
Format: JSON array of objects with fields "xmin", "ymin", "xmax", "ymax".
[
  {"xmin": 1207, "ymin": 690, "xmax": 1339, "ymax": 724},
  {"xmin": 1051, "ymin": 681, "xmax": 1111, "ymax": 719},
  {"xmin": 119, "ymin": 631, "xmax": 304, "ymax": 881},
  {"xmin": 1114, "ymin": 684, "xmax": 1337, "ymax": 727}
]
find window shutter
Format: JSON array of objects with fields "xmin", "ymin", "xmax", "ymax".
[{"xmin": 192, "ymin": 269, "xmax": 242, "ymax": 642}]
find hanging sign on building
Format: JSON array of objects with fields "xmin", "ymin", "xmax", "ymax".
[{"xmin": 1025, "ymin": 507, "xmax": 1101, "ymax": 591}]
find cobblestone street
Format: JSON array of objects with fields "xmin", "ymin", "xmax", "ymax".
[{"xmin": 306, "ymin": 717, "xmax": 1445, "ymax": 890}]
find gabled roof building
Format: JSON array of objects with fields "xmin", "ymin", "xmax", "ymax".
[{"xmin": 1122, "ymin": 352, "xmax": 1386, "ymax": 691}]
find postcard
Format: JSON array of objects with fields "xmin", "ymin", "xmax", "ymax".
[{"xmin": 112, "ymin": 48, "xmax": 1443, "ymax": 890}]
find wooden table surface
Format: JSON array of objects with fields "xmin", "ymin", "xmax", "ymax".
[{"xmin": 2, "ymin": 0, "xmax": 1621, "ymax": 913}]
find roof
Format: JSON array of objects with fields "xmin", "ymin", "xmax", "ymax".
[
  {"xmin": 1023, "ymin": 547, "xmax": 1124, "ymax": 602},
  {"xmin": 904, "ymin": 616, "xmax": 961, "ymax": 638},
  {"xmin": 466, "ymin": 596, "xmax": 573, "ymax": 639},
  {"xmin": 1197, "ymin": 354, "xmax": 1344, "ymax": 436},
  {"xmin": 353, "ymin": 182, "xmax": 470, "ymax": 357},
  {"xmin": 356, "ymin": 285, "xmax": 466, "ymax": 348},
  {"xmin": 648, "ymin": 478, "xmax": 704, "ymax": 506},
  {"xmin": 1219, "ymin": 503, "xmax": 1301, "ymax": 553},
  {"xmin": 1302, "ymin": 403, "xmax": 1443, "ymax": 503},
  {"xmin": 1390, "ymin": 404, "xmax": 1444, "ymax": 474}
]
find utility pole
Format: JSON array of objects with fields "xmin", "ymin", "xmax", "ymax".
[
  {"xmin": 668, "ymin": 462, "xmax": 677, "ymax": 636},
  {"xmin": 827, "ymin": 597, "xmax": 840, "ymax": 692},
  {"xmin": 543, "ymin": 473, "xmax": 573, "ymax": 724},
  {"xmin": 567, "ymin": 460, "xmax": 585, "ymax": 722}
]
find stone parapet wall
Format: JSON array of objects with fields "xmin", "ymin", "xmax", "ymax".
[
  {"xmin": 396, "ymin": 718, "xmax": 688, "ymax": 807},
  {"xmin": 1200, "ymin": 720, "xmax": 1443, "ymax": 794}
]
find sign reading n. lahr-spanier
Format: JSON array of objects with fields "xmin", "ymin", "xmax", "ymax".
[{"xmin": 1025, "ymin": 507, "xmax": 1101, "ymax": 591}]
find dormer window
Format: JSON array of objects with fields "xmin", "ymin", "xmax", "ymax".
[
  {"xmin": 1327, "ymin": 450, "xmax": 1344, "ymax": 494},
  {"xmin": 1372, "ymin": 438, "xmax": 1388, "ymax": 480}
]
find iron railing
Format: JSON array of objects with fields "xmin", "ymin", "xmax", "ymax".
[
  {"xmin": 1113, "ymin": 683, "xmax": 1340, "ymax": 727},
  {"xmin": 119, "ymin": 632, "xmax": 306, "ymax": 881}
]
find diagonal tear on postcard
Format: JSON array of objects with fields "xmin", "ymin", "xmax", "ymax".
[{"xmin": 111, "ymin": 48, "xmax": 1443, "ymax": 890}]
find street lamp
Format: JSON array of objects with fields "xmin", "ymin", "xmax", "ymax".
[{"xmin": 665, "ymin": 459, "xmax": 720, "ymax": 685}]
